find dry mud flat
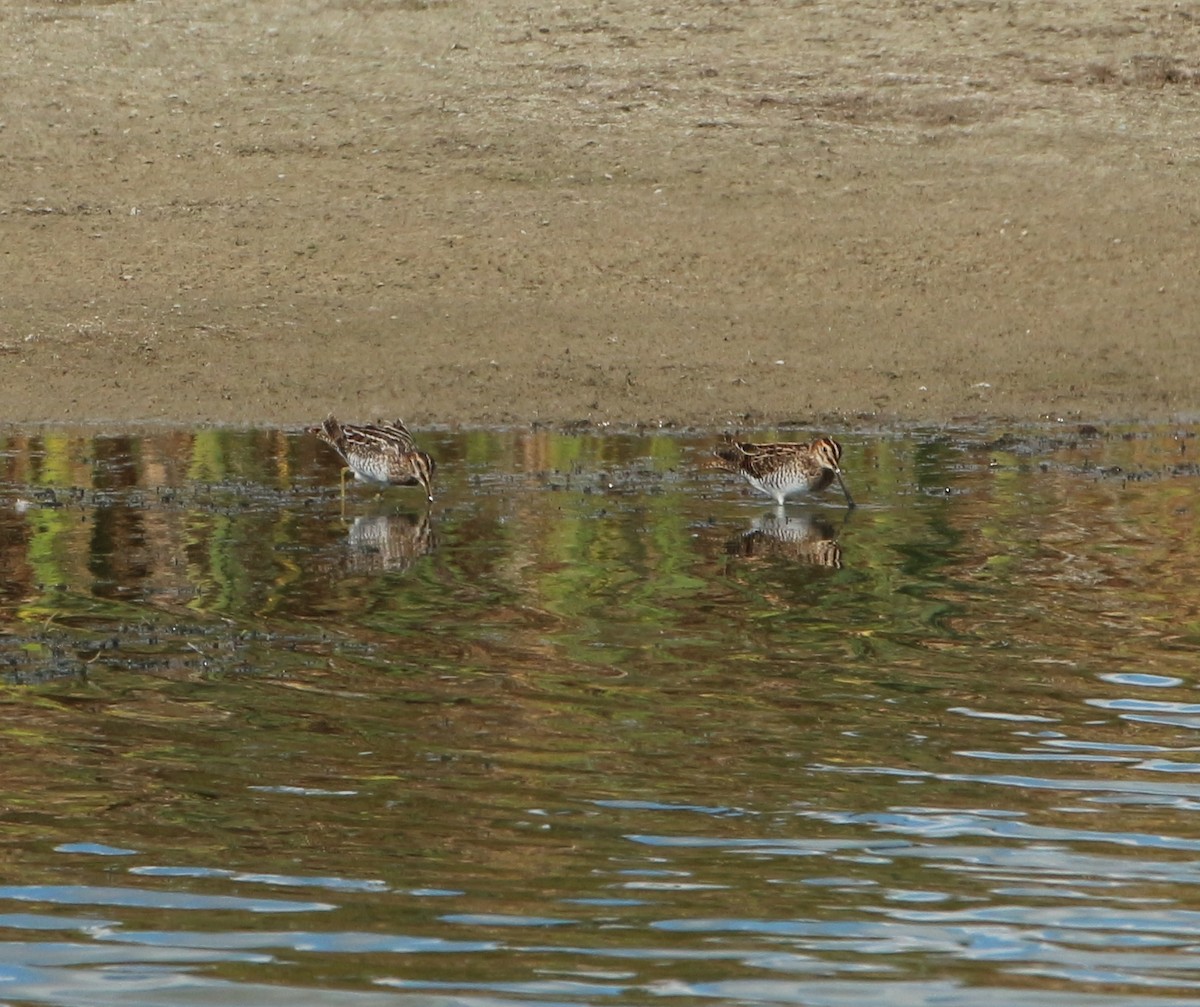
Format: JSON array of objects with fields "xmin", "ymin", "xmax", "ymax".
[{"xmin": 2, "ymin": 0, "xmax": 1198, "ymax": 429}]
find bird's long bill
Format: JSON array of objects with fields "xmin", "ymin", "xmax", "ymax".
[{"xmin": 834, "ymin": 470, "xmax": 856, "ymax": 509}]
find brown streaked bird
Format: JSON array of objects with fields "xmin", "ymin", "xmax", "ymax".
[
  {"xmin": 311, "ymin": 414, "xmax": 436, "ymax": 503},
  {"xmin": 713, "ymin": 435, "xmax": 855, "ymax": 508}
]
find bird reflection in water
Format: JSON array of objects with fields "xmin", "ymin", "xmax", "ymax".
[
  {"xmin": 342, "ymin": 511, "xmax": 436, "ymax": 574},
  {"xmin": 726, "ymin": 510, "xmax": 844, "ymax": 569}
]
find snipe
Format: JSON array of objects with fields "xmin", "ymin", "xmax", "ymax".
[
  {"xmin": 311, "ymin": 414, "xmax": 436, "ymax": 503},
  {"xmin": 713, "ymin": 435, "xmax": 855, "ymax": 508}
]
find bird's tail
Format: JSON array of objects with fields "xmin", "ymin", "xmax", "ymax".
[
  {"xmin": 311, "ymin": 413, "xmax": 344, "ymax": 448},
  {"xmin": 710, "ymin": 437, "xmax": 749, "ymax": 471}
]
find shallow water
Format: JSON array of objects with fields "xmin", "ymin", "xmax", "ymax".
[{"xmin": 0, "ymin": 423, "xmax": 1199, "ymax": 1006}]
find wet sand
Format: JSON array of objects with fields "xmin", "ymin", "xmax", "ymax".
[{"xmin": 3, "ymin": 0, "xmax": 1198, "ymax": 430}]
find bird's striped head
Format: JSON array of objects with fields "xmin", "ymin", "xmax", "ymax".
[
  {"xmin": 812, "ymin": 436, "xmax": 843, "ymax": 472},
  {"xmin": 412, "ymin": 451, "xmax": 436, "ymax": 502}
]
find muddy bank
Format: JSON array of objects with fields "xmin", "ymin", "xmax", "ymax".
[{"xmin": 3, "ymin": 0, "xmax": 1198, "ymax": 430}]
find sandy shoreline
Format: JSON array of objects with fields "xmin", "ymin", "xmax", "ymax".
[{"xmin": 3, "ymin": 0, "xmax": 1198, "ymax": 431}]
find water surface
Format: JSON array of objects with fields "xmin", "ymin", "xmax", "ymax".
[{"xmin": 0, "ymin": 423, "xmax": 1198, "ymax": 1006}]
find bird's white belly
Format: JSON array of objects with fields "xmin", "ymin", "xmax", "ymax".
[
  {"xmin": 744, "ymin": 473, "xmax": 795, "ymax": 504},
  {"xmin": 351, "ymin": 463, "xmax": 391, "ymax": 484},
  {"xmin": 745, "ymin": 474, "xmax": 770, "ymax": 496}
]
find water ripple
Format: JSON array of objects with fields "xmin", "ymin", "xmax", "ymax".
[
  {"xmin": 0, "ymin": 885, "xmax": 332, "ymax": 913},
  {"xmin": 5, "ymin": 424, "xmax": 1200, "ymax": 1005}
]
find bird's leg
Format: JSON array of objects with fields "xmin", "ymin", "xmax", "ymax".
[{"xmin": 340, "ymin": 466, "xmax": 351, "ymax": 518}]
